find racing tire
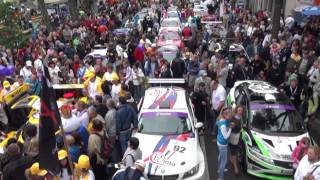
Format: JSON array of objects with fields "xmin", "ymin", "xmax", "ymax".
[{"xmin": 238, "ymin": 140, "xmax": 248, "ymax": 172}]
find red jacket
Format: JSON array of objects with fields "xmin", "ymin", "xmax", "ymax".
[{"xmin": 182, "ymin": 27, "xmax": 192, "ymax": 39}]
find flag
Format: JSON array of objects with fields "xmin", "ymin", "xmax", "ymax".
[{"xmin": 39, "ymin": 63, "xmax": 61, "ymax": 174}]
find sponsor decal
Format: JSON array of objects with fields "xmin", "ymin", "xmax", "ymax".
[
  {"xmin": 149, "ymin": 89, "xmax": 177, "ymax": 109},
  {"xmin": 141, "ymin": 112, "xmax": 188, "ymax": 118},
  {"xmin": 250, "ymin": 103, "xmax": 295, "ymax": 111},
  {"xmin": 150, "ymin": 152, "xmax": 176, "ymax": 166},
  {"xmin": 145, "ymin": 133, "xmax": 194, "ymax": 175}
]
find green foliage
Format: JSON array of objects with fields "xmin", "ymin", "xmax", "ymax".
[{"xmin": 0, "ymin": 2, "xmax": 30, "ymax": 49}]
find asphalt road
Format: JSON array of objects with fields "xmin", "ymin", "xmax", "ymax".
[{"xmin": 202, "ymin": 129, "xmax": 259, "ymax": 180}]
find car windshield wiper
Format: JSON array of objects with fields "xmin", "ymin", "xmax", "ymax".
[{"xmin": 277, "ymin": 113, "xmax": 288, "ymax": 131}]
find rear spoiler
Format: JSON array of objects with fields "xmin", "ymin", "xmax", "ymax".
[
  {"xmin": 201, "ymin": 21, "xmax": 222, "ymax": 24},
  {"xmin": 4, "ymin": 84, "xmax": 29, "ymax": 105},
  {"xmin": 148, "ymin": 78, "xmax": 185, "ymax": 84},
  {"xmin": 53, "ymin": 84, "xmax": 84, "ymax": 89}
]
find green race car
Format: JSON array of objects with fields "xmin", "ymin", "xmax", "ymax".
[{"xmin": 227, "ymin": 81, "xmax": 310, "ymax": 180}]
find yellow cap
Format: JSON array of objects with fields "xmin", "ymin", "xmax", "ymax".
[
  {"xmin": 78, "ymin": 155, "xmax": 90, "ymax": 170},
  {"xmin": 83, "ymin": 70, "xmax": 95, "ymax": 80},
  {"xmin": 3, "ymin": 81, "xmax": 10, "ymax": 88},
  {"xmin": 58, "ymin": 149, "xmax": 68, "ymax": 160},
  {"xmin": 30, "ymin": 162, "xmax": 48, "ymax": 176},
  {"xmin": 111, "ymin": 72, "xmax": 119, "ymax": 81}
]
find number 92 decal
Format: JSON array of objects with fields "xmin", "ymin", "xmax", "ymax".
[{"xmin": 173, "ymin": 145, "xmax": 186, "ymax": 153}]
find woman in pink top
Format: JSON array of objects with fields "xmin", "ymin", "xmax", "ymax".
[{"xmin": 292, "ymin": 137, "xmax": 310, "ymax": 169}]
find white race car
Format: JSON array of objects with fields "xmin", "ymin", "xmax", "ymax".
[
  {"xmin": 84, "ymin": 45, "xmax": 108, "ymax": 66},
  {"xmin": 227, "ymin": 80, "xmax": 310, "ymax": 180},
  {"xmin": 193, "ymin": 5, "xmax": 208, "ymax": 17},
  {"xmin": 134, "ymin": 79, "xmax": 205, "ymax": 180}
]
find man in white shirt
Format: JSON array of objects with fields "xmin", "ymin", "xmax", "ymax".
[
  {"xmin": 34, "ymin": 57, "xmax": 43, "ymax": 71},
  {"xmin": 20, "ymin": 61, "xmax": 32, "ymax": 80},
  {"xmin": 61, "ymin": 105, "xmax": 81, "ymax": 133},
  {"xmin": 295, "ymin": 146, "xmax": 320, "ymax": 180},
  {"xmin": 211, "ymin": 79, "xmax": 226, "ymax": 136}
]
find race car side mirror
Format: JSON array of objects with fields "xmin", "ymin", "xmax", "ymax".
[{"xmin": 195, "ymin": 122, "xmax": 204, "ymax": 129}]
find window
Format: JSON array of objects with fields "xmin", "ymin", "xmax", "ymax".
[{"xmin": 138, "ymin": 112, "xmax": 192, "ymax": 135}]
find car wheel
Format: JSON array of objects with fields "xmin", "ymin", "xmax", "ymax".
[{"xmin": 238, "ymin": 140, "xmax": 247, "ymax": 172}]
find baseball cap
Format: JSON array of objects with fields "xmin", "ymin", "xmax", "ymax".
[
  {"xmin": 3, "ymin": 81, "xmax": 10, "ymax": 88},
  {"xmin": 288, "ymin": 73, "xmax": 298, "ymax": 82},
  {"xmin": 199, "ymin": 70, "xmax": 207, "ymax": 76},
  {"xmin": 30, "ymin": 162, "xmax": 48, "ymax": 176},
  {"xmin": 26, "ymin": 60, "xmax": 32, "ymax": 67}
]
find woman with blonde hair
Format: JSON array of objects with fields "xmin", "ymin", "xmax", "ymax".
[
  {"xmin": 216, "ymin": 107, "xmax": 234, "ymax": 180},
  {"xmin": 229, "ymin": 105, "xmax": 244, "ymax": 176}
]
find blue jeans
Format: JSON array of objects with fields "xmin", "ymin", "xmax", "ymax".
[
  {"xmin": 119, "ymin": 130, "xmax": 131, "ymax": 156},
  {"xmin": 218, "ymin": 145, "xmax": 228, "ymax": 179}
]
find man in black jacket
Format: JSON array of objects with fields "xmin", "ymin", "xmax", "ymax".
[
  {"xmin": 2, "ymin": 143, "xmax": 35, "ymax": 180},
  {"xmin": 233, "ymin": 56, "xmax": 249, "ymax": 81},
  {"xmin": 191, "ymin": 82, "xmax": 209, "ymax": 123},
  {"xmin": 267, "ymin": 61, "xmax": 282, "ymax": 87},
  {"xmin": 282, "ymin": 74, "xmax": 303, "ymax": 110},
  {"xmin": 171, "ymin": 56, "xmax": 186, "ymax": 78}
]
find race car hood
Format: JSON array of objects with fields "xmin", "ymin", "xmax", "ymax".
[
  {"xmin": 159, "ymin": 27, "xmax": 181, "ymax": 34},
  {"xmin": 134, "ymin": 132, "xmax": 199, "ymax": 176},
  {"xmin": 156, "ymin": 39, "xmax": 182, "ymax": 47},
  {"xmin": 251, "ymin": 130, "xmax": 309, "ymax": 161}
]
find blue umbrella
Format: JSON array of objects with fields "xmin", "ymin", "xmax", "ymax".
[{"xmin": 303, "ymin": 6, "xmax": 320, "ymax": 16}]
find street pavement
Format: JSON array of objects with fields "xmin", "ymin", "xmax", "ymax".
[{"xmin": 202, "ymin": 129, "xmax": 259, "ymax": 180}]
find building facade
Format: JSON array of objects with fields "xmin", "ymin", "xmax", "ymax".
[{"xmin": 246, "ymin": 0, "xmax": 319, "ymax": 17}]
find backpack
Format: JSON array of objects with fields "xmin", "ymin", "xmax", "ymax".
[{"xmin": 95, "ymin": 133, "xmax": 113, "ymax": 160}]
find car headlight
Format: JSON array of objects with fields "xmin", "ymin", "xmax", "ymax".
[
  {"xmin": 248, "ymin": 146, "xmax": 274, "ymax": 165},
  {"xmin": 183, "ymin": 164, "xmax": 199, "ymax": 179}
]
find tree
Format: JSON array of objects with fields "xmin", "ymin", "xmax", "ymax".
[
  {"xmin": 68, "ymin": 0, "xmax": 79, "ymax": 22},
  {"xmin": 83, "ymin": 0, "xmax": 93, "ymax": 13},
  {"xmin": 38, "ymin": 0, "xmax": 51, "ymax": 31},
  {"xmin": 0, "ymin": 2, "xmax": 30, "ymax": 49},
  {"xmin": 271, "ymin": 0, "xmax": 283, "ymax": 38}
]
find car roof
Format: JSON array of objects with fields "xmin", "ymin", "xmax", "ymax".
[
  {"xmin": 159, "ymin": 29, "xmax": 180, "ymax": 34},
  {"xmin": 162, "ymin": 18, "xmax": 180, "ymax": 22},
  {"xmin": 229, "ymin": 43, "xmax": 245, "ymax": 52},
  {"xmin": 194, "ymin": 4, "xmax": 207, "ymax": 8},
  {"xmin": 87, "ymin": 49, "xmax": 108, "ymax": 57},
  {"xmin": 141, "ymin": 87, "xmax": 188, "ymax": 112},
  {"xmin": 235, "ymin": 81, "xmax": 283, "ymax": 102},
  {"xmin": 167, "ymin": 6, "xmax": 178, "ymax": 11},
  {"xmin": 235, "ymin": 80, "xmax": 279, "ymax": 94}
]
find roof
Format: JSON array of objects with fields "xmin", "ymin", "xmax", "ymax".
[
  {"xmin": 87, "ymin": 49, "xmax": 108, "ymax": 58},
  {"xmin": 235, "ymin": 80, "xmax": 279, "ymax": 94},
  {"xmin": 229, "ymin": 43, "xmax": 245, "ymax": 52},
  {"xmin": 141, "ymin": 87, "xmax": 188, "ymax": 111}
]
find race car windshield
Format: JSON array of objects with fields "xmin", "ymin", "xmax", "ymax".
[
  {"xmin": 249, "ymin": 103, "xmax": 306, "ymax": 133},
  {"xmin": 168, "ymin": 12, "xmax": 179, "ymax": 18},
  {"xmin": 161, "ymin": 20, "xmax": 179, "ymax": 27},
  {"xmin": 138, "ymin": 112, "xmax": 192, "ymax": 135},
  {"xmin": 159, "ymin": 32, "xmax": 180, "ymax": 40}
]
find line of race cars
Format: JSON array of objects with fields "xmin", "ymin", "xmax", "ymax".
[
  {"xmin": 0, "ymin": 77, "xmax": 314, "ymax": 180},
  {"xmin": 0, "ymin": 5, "xmax": 315, "ymax": 180}
]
